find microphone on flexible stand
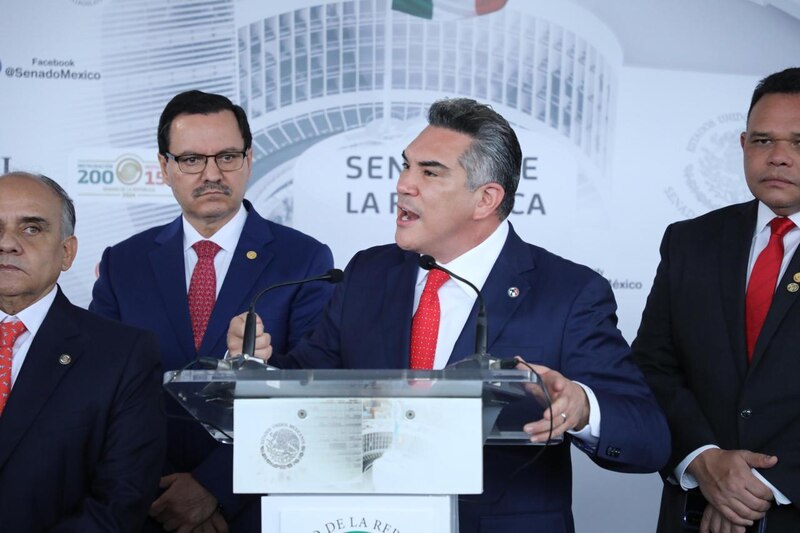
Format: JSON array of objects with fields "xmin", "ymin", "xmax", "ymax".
[
  {"xmin": 242, "ymin": 268, "xmax": 343, "ymax": 358},
  {"xmin": 197, "ymin": 268, "xmax": 344, "ymax": 370},
  {"xmin": 418, "ymin": 255, "xmax": 516, "ymax": 370},
  {"xmin": 418, "ymin": 256, "xmax": 554, "ymax": 450}
]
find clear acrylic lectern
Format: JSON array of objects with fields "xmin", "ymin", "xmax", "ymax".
[{"xmin": 164, "ymin": 367, "xmax": 548, "ymax": 533}]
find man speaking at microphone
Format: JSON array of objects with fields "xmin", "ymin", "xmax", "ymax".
[
  {"xmin": 229, "ymin": 98, "xmax": 670, "ymax": 532},
  {"xmin": 90, "ymin": 90, "xmax": 334, "ymax": 531}
]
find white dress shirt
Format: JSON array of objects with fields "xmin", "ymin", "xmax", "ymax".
[
  {"xmin": 411, "ymin": 221, "xmax": 601, "ymax": 443},
  {"xmin": 674, "ymin": 202, "xmax": 798, "ymax": 504},
  {"xmin": 0, "ymin": 285, "xmax": 57, "ymax": 387},
  {"xmin": 182, "ymin": 204, "xmax": 248, "ymax": 296}
]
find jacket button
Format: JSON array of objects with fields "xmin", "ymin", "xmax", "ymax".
[
  {"xmin": 605, "ymin": 446, "xmax": 621, "ymax": 458},
  {"xmin": 740, "ymin": 409, "xmax": 752, "ymax": 419}
]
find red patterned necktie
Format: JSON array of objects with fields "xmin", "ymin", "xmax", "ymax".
[
  {"xmin": 745, "ymin": 216, "xmax": 795, "ymax": 361},
  {"xmin": 188, "ymin": 240, "xmax": 221, "ymax": 352},
  {"xmin": 410, "ymin": 269, "xmax": 450, "ymax": 370},
  {"xmin": 0, "ymin": 320, "xmax": 26, "ymax": 416}
]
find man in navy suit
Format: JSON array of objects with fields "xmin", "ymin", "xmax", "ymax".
[
  {"xmin": 633, "ymin": 68, "xmax": 800, "ymax": 532},
  {"xmin": 90, "ymin": 91, "xmax": 334, "ymax": 531},
  {"xmin": 230, "ymin": 98, "xmax": 671, "ymax": 533},
  {"xmin": 0, "ymin": 171, "xmax": 165, "ymax": 531}
]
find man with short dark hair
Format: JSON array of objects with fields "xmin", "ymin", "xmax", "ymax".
[
  {"xmin": 230, "ymin": 98, "xmax": 671, "ymax": 533},
  {"xmin": 633, "ymin": 67, "xmax": 800, "ymax": 532},
  {"xmin": 91, "ymin": 90, "xmax": 334, "ymax": 531},
  {"xmin": 0, "ymin": 171, "xmax": 165, "ymax": 531}
]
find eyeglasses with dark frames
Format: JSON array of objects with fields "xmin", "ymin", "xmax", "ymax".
[{"xmin": 164, "ymin": 150, "xmax": 247, "ymax": 174}]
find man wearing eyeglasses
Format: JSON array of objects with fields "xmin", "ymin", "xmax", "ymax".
[{"xmin": 90, "ymin": 90, "xmax": 334, "ymax": 532}]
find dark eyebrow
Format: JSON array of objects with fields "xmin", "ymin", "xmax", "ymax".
[
  {"xmin": 749, "ymin": 131, "xmax": 800, "ymax": 138},
  {"xmin": 175, "ymin": 148, "xmax": 244, "ymax": 156},
  {"xmin": 20, "ymin": 216, "xmax": 51, "ymax": 229},
  {"xmin": 401, "ymin": 151, "xmax": 449, "ymax": 169},
  {"xmin": 419, "ymin": 160, "xmax": 449, "ymax": 170}
]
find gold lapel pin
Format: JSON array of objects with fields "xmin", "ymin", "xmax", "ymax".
[
  {"xmin": 793, "ymin": 272, "xmax": 800, "ymax": 283},
  {"xmin": 59, "ymin": 354, "xmax": 72, "ymax": 365},
  {"xmin": 788, "ymin": 283, "xmax": 799, "ymax": 293},
  {"xmin": 246, "ymin": 251, "xmax": 257, "ymax": 260}
]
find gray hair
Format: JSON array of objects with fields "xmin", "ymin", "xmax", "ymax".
[
  {"xmin": 427, "ymin": 98, "xmax": 522, "ymax": 219},
  {"xmin": 0, "ymin": 171, "xmax": 76, "ymax": 239}
]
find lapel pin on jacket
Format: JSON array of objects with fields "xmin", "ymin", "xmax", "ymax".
[
  {"xmin": 787, "ymin": 282, "xmax": 799, "ymax": 293},
  {"xmin": 793, "ymin": 272, "xmax": 800, "ymax": 283},
  {"xmin": 59, "ymin": 354, "xmax": 72, "ymax": 365},
  {"xmin": 507, "ymin": 287, "xmax": 520, "ymax": 298},
  {"xmin": 246, "ymin": 251, "xmax": 257, "ymax": 260}
]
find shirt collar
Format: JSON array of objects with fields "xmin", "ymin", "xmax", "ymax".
[
  {"xmin": 182, "ymin": 204, "xmax": 247, "ymax": 253},
  {"xmin": 415, "ymin": 221, "xmax": 509, "ymax": 293},
  {"xmin": 0, "ymin": 284, "xmax": 58, "ymax": 338},
  {"xmin": 755, "ymin": 201, "xmax": 800, "ymax": 237}
]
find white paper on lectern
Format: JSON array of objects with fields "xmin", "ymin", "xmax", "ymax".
[
  {"xmin": 233, "ymin": 397, "xmax": 482, "ymax": 494},
  {"xmin": 261, "ymin": 495, "xmax": 454, "ymax": 533}
]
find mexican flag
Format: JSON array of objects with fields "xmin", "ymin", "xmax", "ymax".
[{"xmin": 392, "ymin": 0, "xmax": 508, "ymax": 20}]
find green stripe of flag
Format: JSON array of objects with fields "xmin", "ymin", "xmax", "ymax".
[{"xmin": 392, "ymin": 0, "xmax": 433, "ymax": 20}]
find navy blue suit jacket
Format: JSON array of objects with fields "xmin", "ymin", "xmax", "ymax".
[
  {"xmin": 89, "ymin": 201, "xmax": 334, "ymax": 526},
  {"xmin": 0, "ymin": 289, "xmax": 165, "ymax": 532},
  {"xmin": 275, "ymin": 224, "xmax": 670, "ymax": 533},
  {"xmin": 633, "ymin": 201, "xmax": 800, "ymax": 532}
]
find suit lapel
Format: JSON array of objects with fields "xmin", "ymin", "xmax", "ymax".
[
  {"xmin": 449, "ymin": 226, "xmax": 533, "ymax": 364},
  {"xmin": 719, "ymin": 202, "xmax": 756, "ymax": 379},
  {"xmin": 201, "ymin": 209, "xmax": 275, "ymax": 356},
  {"xmin": 0, "ymin": 291, "xmax": 83, "ymax": 470},
  {"xmin": 380, "ymin": 252, "xmax": 418, "ymax": 368},
  {"xmin": 149, "ymin": 218, "xmax": 195, "ymax": 362},
  {"xmin": 750, "ymin": 239, "xmax": 800, "ymax": 367}
]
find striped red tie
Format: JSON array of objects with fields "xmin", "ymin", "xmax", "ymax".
[
  {"xmin": 0, "ymin": 320, "xmax": 26, "ymax": 415},
  {"xmin": 745, "ymin": 217, "xmax": 795, "ymax": 361},
  {"xmin": 410, "ymin": 269, "xmax": 450, "ymax": 370}
]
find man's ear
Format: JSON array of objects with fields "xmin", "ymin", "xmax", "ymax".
[
  {"xmin": 61, "ymin": 235, "xmax": 78, "ymax": 272},
  {"xmin": 158, "ymin": 153, "xmax": 173, "ymax": 187},
  {"xmin": 474, "ymin": 182, "xmax": 505, "ymax": 220}
]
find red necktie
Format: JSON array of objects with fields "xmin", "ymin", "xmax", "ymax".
[
  {"xmin": 0, "ymin": 320, "xmax": 27, "ymax": 415},
  {"xmin": 745, "ymin": 217, "xmax": 795, "ymax": 361},
  {"xmin": 188, "ymin": 240, "xmax": 221, "ymax": 352},
  {"xmin": 410, "ymin": 269, "xmax": 450, "ymax": 370}
]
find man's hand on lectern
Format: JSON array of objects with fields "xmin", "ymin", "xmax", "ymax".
[{"xmin": 518, "ymin": 362, "xmax": 590, "ymax": 443}]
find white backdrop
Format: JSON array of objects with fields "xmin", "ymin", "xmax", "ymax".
[{"xmin": 3, "ymin": 0, "xmax": 800, "ymax": 531}]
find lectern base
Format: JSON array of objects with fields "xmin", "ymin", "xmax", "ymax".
[{"xmin": 261, "ymin": 494, "xmax": 457, "ymax": 532}]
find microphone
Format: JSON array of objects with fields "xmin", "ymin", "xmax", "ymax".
[
  {"xmin": 418, "ymin": 255, "xmax": 516, "ymax": 370},
  {"xmin": 418, "ymin": 254, "xmax": 488, "ymax": 357},
  {"xmin": 240, "ymin": 268, "xmax": 344, "ymax": 359}
]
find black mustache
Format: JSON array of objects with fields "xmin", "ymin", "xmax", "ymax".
[{"xmin": 192, "ymin": 182, "xmax": 232, "ymax": 198}]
